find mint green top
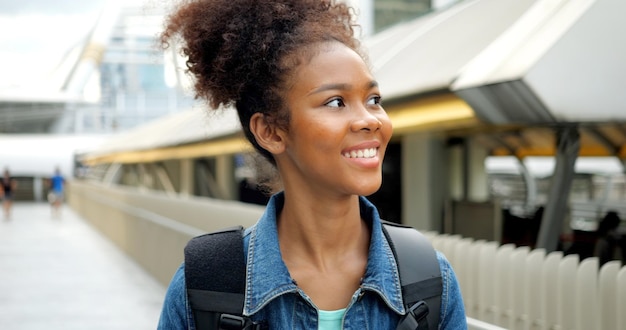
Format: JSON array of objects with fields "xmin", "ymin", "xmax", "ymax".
[{"xmin": 318, "ymin": 308, "xmax": 346, "ymax": 330}]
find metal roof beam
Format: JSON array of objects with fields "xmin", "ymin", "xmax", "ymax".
[{"xmin": 583, "ymin": 126, "xmax": 620, "ymax": 156}]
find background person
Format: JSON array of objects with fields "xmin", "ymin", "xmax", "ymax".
[
  {"xmin": 157, "ymin": 0, "xmax": 466, "ymax": 329},
  {"xmin": 48, "ymin": 167, "xmax": 65, "ymax": 218},
  {"xmin": 1, "ymin": 168, "xmax": 17, "ymax": 220},
  {"xmin": 594, "ymin": 210, "xmax": 622, "ymax": 266}
]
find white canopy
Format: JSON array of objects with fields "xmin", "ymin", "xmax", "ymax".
[{"xmin": 452, "ymin": 0, "xmax": 626, "ymax": 123}]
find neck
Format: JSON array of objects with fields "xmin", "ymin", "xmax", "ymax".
[{"xmin": 277, "ymin": 190, "xmax": 369, "ymax": 271}]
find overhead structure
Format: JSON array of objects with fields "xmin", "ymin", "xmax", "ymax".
[
  {"xmin": 0, "ymin": 93, "xmax": 84, "ymax": 133},
  {"xmin": 81, "ymin": 108, "xmax": 245, "ymax": 165},
  {"xmin": 0, "ymin": 2, "xmax": 116, "ymax": 133},
  {"xmin": 71, "ymin": 0, "xmax": 626, "ymax": 165},
  {"xmin": 0, "ymin": 1, "xmax": 174, "ymax": 134},
  {"xmin": 447, "ymin": 0, "xmax": 626, "ymax": 251},
  {"xmin": 451, "ymin": 0, "xmax": 626, "ymax": 124},
  {"xmin": 365, "ymin": 0, "xmax": 536, "ymax": 101}
]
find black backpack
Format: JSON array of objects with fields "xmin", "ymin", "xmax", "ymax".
[{"xmin": 184, "ymin": 221, "xmax": 442, "ymax": 330}]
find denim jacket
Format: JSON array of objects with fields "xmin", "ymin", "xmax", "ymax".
[{"xmin": 158, "ymin": 193, "xmax": 467, "ymax": 329}]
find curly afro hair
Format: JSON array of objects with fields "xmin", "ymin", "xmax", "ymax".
[{"xmin": 160, "ymin": 0, "xmax": 361, "ymax": 164}]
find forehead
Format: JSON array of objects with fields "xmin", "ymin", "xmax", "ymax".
[{"xmin": 288, "ymin": 41, "xmax": 373, "ymax": 86}]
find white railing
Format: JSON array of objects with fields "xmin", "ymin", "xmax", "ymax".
[
  {"xmin": 467, "ymin": 316, "xmax": 507, "ymax": 330},
  {"xmin": 426, "ymin": 232, "xmax": 626, "ymax": 330},
  {"xmin": 69, "ymin": 181, "xmax": 625, "ymax": 329}
]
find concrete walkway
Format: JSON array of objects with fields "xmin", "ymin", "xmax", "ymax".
[{"xmin": 0, "ymin": 202, "xmax": 166, "ymax": 330}]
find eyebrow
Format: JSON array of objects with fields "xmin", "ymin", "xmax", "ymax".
[{"xmin": 308, "ymin": 81, "xmax": 379, "ymax": 96}]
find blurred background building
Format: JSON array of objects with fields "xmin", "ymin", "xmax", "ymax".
[{"xmin": 0, "ymin": 0, "xmax": 464, "ymax": 198}]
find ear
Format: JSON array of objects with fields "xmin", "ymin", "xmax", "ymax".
[{"xmin": 249, "ymin": 113, "xmax": 286, "ymax": 155}]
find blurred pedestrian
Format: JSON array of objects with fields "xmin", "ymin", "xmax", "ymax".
[
  {"xmin": 48, "ymin": 167, "xmax": 65, "ymax": 218},
  {"xmin": 594, "ymin": 210, "xmax": 622, "ymax": 266},
  {"xmin": 1, "ymin": 168, "xmax": 17, "ymax": 220}
]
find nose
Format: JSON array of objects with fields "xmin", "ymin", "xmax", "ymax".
[{"xmin": 350, "ymin": 105, "xmax": 383, "ymax": 132}]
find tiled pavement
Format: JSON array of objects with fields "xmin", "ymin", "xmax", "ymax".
[{"xmin": 0, "ymin": 202, "xmax": 166, "ymax": 330}]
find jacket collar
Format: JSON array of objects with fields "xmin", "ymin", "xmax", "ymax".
[{"xmin": 242, "ymin": 192, "xmax": 405, "ymax": 315}]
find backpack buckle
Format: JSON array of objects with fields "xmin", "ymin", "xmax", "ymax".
[
  {"xmin": 219, "ymin": 314, "xmax": 263, "ymax": 330},
  {"xmin": 395, "ymin": 300, "xmax": 430, "ymax": 330},
  {"xmin": 219, "ymin": 314, "xmax": 245, "ymax": 330},
  {"xmin": 408, "ymin": 300, "xmax": 429, "ymax": 323}
]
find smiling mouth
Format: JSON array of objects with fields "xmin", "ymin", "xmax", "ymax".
[{"xmin": 343, "ymin": 148, "xmax": 377, "ymax": 159}]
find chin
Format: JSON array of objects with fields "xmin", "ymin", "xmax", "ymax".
[{"xmin": 354, "ymin": 182, "xmax": 382, "ymax": 197}]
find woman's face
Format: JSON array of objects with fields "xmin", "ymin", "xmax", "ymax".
[{"xmin": 276, "ymin": 41, "xmax": 393, "ymax": 198}]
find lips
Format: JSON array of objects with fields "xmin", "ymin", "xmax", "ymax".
[{"xmin": 343, "ymin": 147, "xmax": 377, "ymax": 159}]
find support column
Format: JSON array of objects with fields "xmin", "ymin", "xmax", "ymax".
[
  {"xmin": 517, "ymin": 158, "xmax": 537, "ymax": 211},
  {"xmin": 402, "ymin": 133, "xmax": 447, "ymax": 231},
  {"xmin": 467, "ymin": 138, "xmax": 489, "ymax": 202},
  {"xmin": 33, "ymin": 177, "xmax": 44, "ymax": 202},
  {"xmin": 536, "ymin": 126, "xmax": 580, "ymax": 252},
  {"xmin": 345, "ymin": 0, "xmax": 374, "ymax": 37},
  {"xmin": 448, "ymin": 142, "xmax": 464, "ymax": 201},
  {"xmin": 179, "ymin": 159, "xmax": 193, "ymax": 197},
  {"xmin": 216, "ymin": 155, "xmax": 235, "ymax": 200},
  {"xmin": 103, "ymin": 163, "xmax": 122, "ymax": 186}
]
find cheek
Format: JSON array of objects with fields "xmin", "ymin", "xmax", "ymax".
[
  {"xmin": 293, "ymin": 114, "xmax": 344, "ymax": 142},
  {"xmin": 288, "ymin": 118, "xmax": 334, "ymax": 152},
  {"xmin": 308, "ymin": 125, "xmax": 343, "ymax": 149}
]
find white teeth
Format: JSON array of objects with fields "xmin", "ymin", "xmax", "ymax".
[{"xmin": 344, "ymin": 148, "xmax": 377, "ymax": 159}]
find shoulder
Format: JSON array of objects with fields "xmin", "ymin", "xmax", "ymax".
[
  {"xmin": 435, "ymin": 250, "xmax": 451, "ymax": 274},
  {"xmin": 434, "ymin": 250, "xmax": 456, "ymax": 297},
  {"xmin": 158, "ymin": 264, "xmax": 189, "ymax": 329},
  {"xmin": 434, "ymin": 250, "xmax": 468, "ymax": 329}
]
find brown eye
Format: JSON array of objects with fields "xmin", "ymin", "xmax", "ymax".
[
  {"xmin": 325, "ymin": 98, "xmax": 345, "ymax": 108},
  {"xmin": 367, "ymin": 95, "xmax": 381, "ymax": 106}
]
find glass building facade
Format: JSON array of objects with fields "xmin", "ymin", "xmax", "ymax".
[
  {"xmin": 96, "ymin": 5, "xmax": 195, "ymax": 132},
  {"xmin": 374, "ymin": 0, "xmax": 431, "ymax": 32},
  {"xmin": 372, "ymin": 0, "xmax": 461, "ymax": 33}
]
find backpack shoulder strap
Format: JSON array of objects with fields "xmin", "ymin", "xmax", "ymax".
[
  {"xmin": 185, "ymin": 222, "xmax": 442, "ymax": 330},
  {"xmin": 184, "ymin": 226, "xmax": 262, "ymax": 330},
  {"xmin": 382, "ymin": 221, "xmax": 442, "ymax": 330}
]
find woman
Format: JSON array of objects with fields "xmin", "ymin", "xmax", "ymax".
[{"xmin": 158, "ymin": 0, "xmax": 466, "ymax": 329}]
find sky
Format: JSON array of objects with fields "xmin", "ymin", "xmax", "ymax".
[{"xmin": 0, "ymin": 0, "xmax": 118, "ymax": 90}]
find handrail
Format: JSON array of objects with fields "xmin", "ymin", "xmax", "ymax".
[{"xmin": 467, "ymin": 317, "xmax": 507, "ymax": 330}]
